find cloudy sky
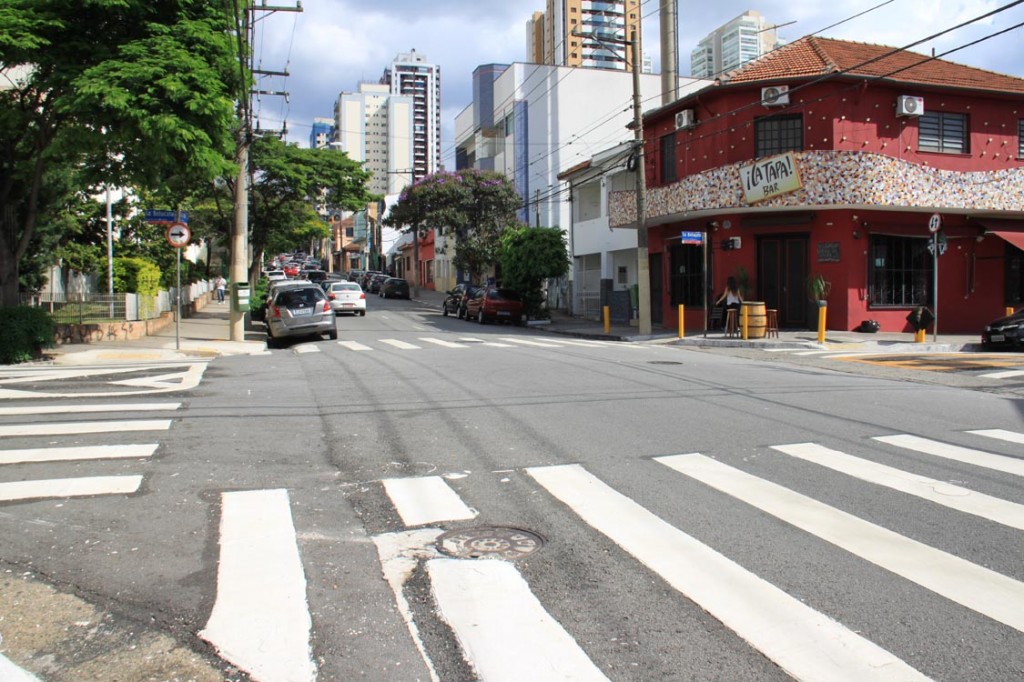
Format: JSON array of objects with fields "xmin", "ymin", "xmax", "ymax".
[{"xmin": 253, "ymin": 0, "xmax": 1024, "ymax": 162}]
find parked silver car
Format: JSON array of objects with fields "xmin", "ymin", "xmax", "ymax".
[{"xmin": 265, "ymin": 284, "xmax": 337, "ymax": 347}]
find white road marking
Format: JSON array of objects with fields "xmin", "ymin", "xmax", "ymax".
[
  {"xmin": 381, "ymin": 339, "xmax": 421, "ymax": 350},
  {"xmin": 0, "ymin": 444, "xmax": 158, "ymax": 465},
  {"xmin": 337, "ymin": 340, "xmax": 373, "ymax": 351},
  {"xmin": 200, "ymin": 489, "xmax": 315, "ymax": 682},
  {"xmin": 978, "ymin": 369, "xmax": 1024, "ymax": 379},
  {"xmin": 791, "ymin": 350, "xmax": 837, "ymax": 356},
  {"xmin": 0, "ymin": 475, "xmax": 143, "ymax": 502},
  {"xmin": 657, "ymin": 453, "xmax": 1024, "ymax": 634},
  {"xmin": 772, "ymin": 442, "xmax": 1024, "ymax": 531},
  {"xmin": 527, "ymin": 463, "xmax": 928, "ymax": 682},
  {"xmin": 0, "ymin": 402, "xmax": 180, "ymax": 416},
  {"xmin": 428, "ymin": 558, "xmax": 609, "ymax": 682},
  {"xmin": 0, "ymin": 419, "xmax": 171, "ymax": 438},
  {"xmin": 382, "ymin": 476, "xmax": 477, "ymax": 527},
  {"xmin": 875, "ymin": 434, "xmax": 1024, "ymax": 477},
  {"xmin": 292, "ymin": 344, "xmax": 321, "ymax": 354},
  {"xmin": 481, "ymin": 342, "xmax": 515, "ymax": 348},
  {"xmin": 419, "ymin": 337, "xmax": 468, "ymax": 348},
  {"xmin": 498, "ymin": 337, "xmax": 562, "ymax": 348},
  {"xmin": 110, "ymin": 364, "xmax": 207, "ymax": 389},
  {"xmin": 968, "ymin": 429, "xmax": 1024, "ymax": 445},
  {"xmin": 0, "ymin": 363, "xmax": 208, "ymax": 398}
]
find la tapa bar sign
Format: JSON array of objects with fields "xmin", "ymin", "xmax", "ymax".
[{"xmin": 739, "ymin": 152, "xmax": 802, "ymax": 204}]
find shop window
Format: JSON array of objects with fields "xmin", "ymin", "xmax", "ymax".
[
  {"xmin": 869, "ymin": 234, "xmax": 933, "ymax": 307},
  {"xmin": 669, "ymin": 242, "xmax": 705, "ymax": 307},
  {"xmin": 660, "ymin": 132, "xmax": 677, "ymax": 184},
  {"xmin": 918, "ymin": 111, "xmax": 967, "ymax": 154},
  {"xmin": 754, "ymin": 114, "xmax": 802, "ymax": 158}
]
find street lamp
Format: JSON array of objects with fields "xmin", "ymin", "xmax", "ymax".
[{"xmin": 572, "ymin": 28, "xmax": 650, "ymax": 335}]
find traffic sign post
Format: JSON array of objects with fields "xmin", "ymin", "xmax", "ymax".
[
  {"xmin": 165, "ymin": 223, "xmax": 190, "ymax": 350},
  {"xmin": 927, "ymin": 215, "xmax": 942, "ymax": 342}
]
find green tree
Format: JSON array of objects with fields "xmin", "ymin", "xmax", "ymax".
[
  {"xmin": 499, "ymin": 225, "xmax": 570, "ymax": 320},
  {"xmin": 248, "ymin": 135, "xmax": 374, "ymax": 283},
  {"xmin": 384, "ymin": 169, "xmax": 521, "ymax": 289},
  {"xmin": 0, "ymin": 0, "xmax": 241, "ymax": 306}
]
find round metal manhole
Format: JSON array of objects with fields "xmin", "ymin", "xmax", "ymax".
[{"xmin": 436, "ymin": 527, "xmax": 545, "ymax": 560}]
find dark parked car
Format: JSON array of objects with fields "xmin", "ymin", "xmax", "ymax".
[
  {"xmin": 464, "ymin": 287, "xmax": 525, "ymax": 325},
  {"xmin": 380, "ymin": 277, "xmax": 411, "ymax": 299},
  {"xmin": 442, "ymin": 283, "xmax": 478, "ymax": 319},
  {"xmin": 265, "ymin": 284, "xmax": 337, "ymax": 347},
  {"xmin": 368, "ymin": 273, "xmax": 389, "ymax": 294},
  {"xmin": 982, "ymin": 307, "xmax": 1023, "ymax": 350}
]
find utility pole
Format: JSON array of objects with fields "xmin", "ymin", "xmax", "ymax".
[{"xmin": 631, "ymin": 29, "xmax": 651, "ymax": 336}]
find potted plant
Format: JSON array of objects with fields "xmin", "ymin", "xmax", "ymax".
[{"xmin": 807, "ymin": 273, "xmax": 831, "ymax": 307}]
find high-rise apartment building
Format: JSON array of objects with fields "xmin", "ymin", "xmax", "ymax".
[
  {"xmin": 309, "ymin": 117, "xmax": 334, "ymax": 150},
  {"xmin": 333, "ymin": 82, "xmax": 414, "ymax": 196},
  {"xmin": 526, "ymin": 1, "xmax": 642, "ymax": 71},
  {"xmin": 380, "ymin": 50, "xmax": 441, "ymax": 183},
  {"xmin": 690, "ymin": 10, "xmax": 780, "ymax": 79}
]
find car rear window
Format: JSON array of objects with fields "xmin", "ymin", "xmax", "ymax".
[
  {"xmin": 276, "ymin": 288, "xmax": 326, "ymax": 307},
  {"xmin": 332, "ymin": 283, "xmax": 360, "ymax": 291},
  {"xmin": 492, "ymin": 289, "xmax": 521, "ymax": 301}
]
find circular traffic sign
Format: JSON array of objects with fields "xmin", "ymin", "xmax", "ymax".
[
  {"xmin": 166, "ymin": 222, "xmax": 191, "ymax": 248},
  {"xmin": 928, "ymin": 213, "xmax": 942, "ymax": 233}
]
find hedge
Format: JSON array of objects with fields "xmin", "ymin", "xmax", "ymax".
[{"xmin": 0, "ymin": 306, "xmax": 56, "ymax": 364}]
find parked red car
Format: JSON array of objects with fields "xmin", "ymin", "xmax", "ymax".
[{"xmin": 464, "ymin": 287, "xmax": 525, "ymax": 325}]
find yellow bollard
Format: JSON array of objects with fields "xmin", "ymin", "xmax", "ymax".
[
  {"xmin": 741, "ymin": 304, "xmax": 749, "ymax": 340},
  {"xmin": 603, "ymin": 305, "xmax": 610, "ymax": 334},
  {"xmin": 817, "ymin": 304, "xmax": 827, "ymax": 343},
  {"xmin": 678, "ymin": 304, "xmax": 685, "ymax": 338},
  {"xmin": 1008, "ymin": 307, "xmax": 1016, "ymax": 317},
  {"xmin": 915, "ymin": 329, "xmax": 926, "ymax": 343}
]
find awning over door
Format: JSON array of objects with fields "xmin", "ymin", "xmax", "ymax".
[
  {"xmin": 989, "ymin": 231, "xmax": 1024, "ymax": 251},
  {"xmin": 976, "ymin": 220, "xmax": 1024, "ymax": 251}
]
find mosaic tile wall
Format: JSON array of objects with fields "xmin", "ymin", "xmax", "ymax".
[{"xmin": 608, "ymin": 150, "xmax": 1024, "ymax": 228}]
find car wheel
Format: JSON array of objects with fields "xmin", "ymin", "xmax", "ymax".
[
  {"xmin": 442, "ymin": 302, "xmax": 449, "ymax": 317},
  {"xmin": 477, "ymin": 310, "xmax": 486, "ymax": 324},
  {"xmin": 360, "ymin": 310, "xmax": 366, "ymax": 317},
  {"xmin": 327, "ymin": 328, "xmax": 338, "ymax": 340}
]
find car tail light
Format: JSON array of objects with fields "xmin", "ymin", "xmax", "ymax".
[
  {"xmin": 328, "ymin": 293, "xmax": 336, "ymax": 300},
  {"xmin": 322, "ymin": 300, "xmax": 331, "ymax": 313},
  {"xmin": 359, "ymin": 293, "xmax": 366, "ymax": 299},
  {"xmin": 271, "ymin": 305, "xmax": 281, "ymax": 319}
]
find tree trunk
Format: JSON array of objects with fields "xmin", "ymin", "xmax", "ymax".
[{"xmin": 0, "ymin": 240, "xmax": 20, "ymax": 307}]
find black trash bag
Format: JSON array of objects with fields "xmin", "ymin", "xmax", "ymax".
[{"xmin": 857, "ymin": 320, "xmax": 880, "ymax": 333}]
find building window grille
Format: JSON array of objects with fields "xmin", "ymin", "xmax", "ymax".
[
  {"xmin": 918, "ymin": 111, "xmax": 967, "ymax": 154},
  {"xmin": 1018, "ymin": 119, "xmax": 1023, "ymax": 158},
  {"xmin": 669, "ymin": 242, "xmax": 705, "ymax": 307},
  {"xmin": 754, "ymin": 114, "xmax": 802, "ymax": 158},
  {"xmin": 660, "ymin": 132, "xmax": 677, "ymax": 184},
  {"xmin": 869, "ymin": 234, "xmax": 933, "ymax": 307}
]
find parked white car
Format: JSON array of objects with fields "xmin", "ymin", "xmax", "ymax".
[{"xmin": 326, "ymin": 281, "xmax": 367, "ymax": 316}]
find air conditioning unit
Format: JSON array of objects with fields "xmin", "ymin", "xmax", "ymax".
[
  {"xmin": 896, "ymin": 95, "xmax": 924, "ymax": 116},
  {"xmin": 674, "ymin": 109, "xmax": 696, "ymax": 129},
  {"xmin": 761, "ymin": 85, "xmax": 789, "ymax": 106}
]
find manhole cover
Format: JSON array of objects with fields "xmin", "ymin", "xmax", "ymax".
[{"xmin": 436, "ymin": 527, "xmax": 545, "ymax": 560}]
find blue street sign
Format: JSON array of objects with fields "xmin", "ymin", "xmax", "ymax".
[
  {"xmin": 145, "ymin": 209, "xmax": 188, "ymax": 224},
  {"xmin": 680, "ymin": 230, "xmax": 704, "ymax": 245}
]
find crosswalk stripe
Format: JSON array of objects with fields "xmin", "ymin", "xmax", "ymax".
[
  {"xmin": 874, "ymin": 434, "xmax": 1024, "ymax": 477},
  {"xmin": 968, "ymin": 429, "xmax": 1024, "ymax": 445},
  {"xmin": 498, "ymin": 337, "xmax": 562, "ymax": 348},
  {"xmin": 771, "ymin": 442, "xmax": 1024, "ymax": 531},
  {"xmin": 979, "ymin": 369, "xmax": 1024, "ymax": 379},
  {"xmin": 419, "ymin": 337, "xmax": 468, "ymax": 348},
  {"xmin": 792, "ymin": 350, "xmax": 836, "ymax": 356},
  {"xmin": 0, "ymin": 419, "xmax": 172, "ymax": 438},
  {"xmin": 0, "ymin": 444, "xmax": 158, "ymax": 465},
  {"xmin": 656, "ymin": 453, "xmax": 1024, "ymax": 634},
  {"xmin": 200, "ymin": 489, "xmax": 315, "ymax": 682},
  {"xmin": 381, "ymin": 339, "xmax": 421, "ymax": 350},
  {"xmin": 527, "ymin": 463, "xmax": 928, "ymax": 681},
  {"xmin": 427, "ymin": 558, "xmax": 608, "ymax": 681},
  {"xmin": 382, "ymin": 476, "xmax": 477, "ymax": 526},
  {"xmin": 0, "ymin": 403, "xmax": 180, "ymax": 416},
  {"xmin": 337, "ymin": 340, "xmax": 373, "ymax": 351},
  {"xmin": 0, "ymin": 475, "xmax": 143, "ymax": 502}
]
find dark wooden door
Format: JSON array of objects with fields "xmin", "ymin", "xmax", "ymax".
[
  {"xmin": 650, "ymin": 253, "xmax": 663, "ymax": 325},
  {"xmin": 758, "ymin": 235, "xmax": 808, "ymax": 328}
]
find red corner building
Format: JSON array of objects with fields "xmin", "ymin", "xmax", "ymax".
[{"xmin": 609, "ymin": 36, "xmax": 1024, "ymax": 334}]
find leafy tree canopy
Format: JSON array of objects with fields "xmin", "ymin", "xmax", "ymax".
[{"xmin": 499, "ymin": 225, "xmax": 570, "ymax": 320}]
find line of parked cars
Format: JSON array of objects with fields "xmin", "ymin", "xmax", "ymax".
[{"xmin": 442, "ymin": 284, "xmax": 525, "ymax": 325}]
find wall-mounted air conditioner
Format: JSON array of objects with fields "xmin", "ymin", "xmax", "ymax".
[
  {"xmin": 896, "ymin": 95, "xmax": 924, "ymax": 116},
  {"xmin": 675, "ymin": 109, "xmax": 696, "ymax": 129},
  {"xmin": 761, "ymin": 85, "xmax": 789, "ymax": 106}
]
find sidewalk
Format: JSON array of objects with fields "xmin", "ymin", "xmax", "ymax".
[{"xmin": 41, "ymin": 289, "xmax": 985, "ymax": 365}]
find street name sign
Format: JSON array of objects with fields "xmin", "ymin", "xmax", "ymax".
[
  {"xmin": 680, "ymin": 231, "xmax": 704, "ymax": 245},
  {"xmin": 145, "ymin": 209, "xmax": 189, "ymax": 224}
]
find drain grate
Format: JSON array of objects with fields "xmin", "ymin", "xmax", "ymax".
[{"xmin": 436, "ymin": 527, "xmax": 545, "ymax": 560}]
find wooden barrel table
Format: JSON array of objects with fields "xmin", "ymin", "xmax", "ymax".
[{"xmin": 742, "ymin": 301, "xmax": 767, "ymax": 339}]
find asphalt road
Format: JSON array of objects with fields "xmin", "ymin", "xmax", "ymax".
[{"xmin": 2, "ymin": 296, "xmax": 1023, "ymax": 681}]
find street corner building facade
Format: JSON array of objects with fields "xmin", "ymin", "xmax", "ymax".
[{"xmin": 609, "ymin": 35, "xmax": 1024, "ymax": 334}]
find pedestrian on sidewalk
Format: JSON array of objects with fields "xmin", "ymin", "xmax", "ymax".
[
  {"xmin": 715, "ymin": 276, "xmax": 743, "ymax": 331},
  {"xmin": 215, "ymin": 275, "xmax": 227, "ymax": 303}
]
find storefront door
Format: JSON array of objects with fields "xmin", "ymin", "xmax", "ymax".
[{"xmin": 758, "ymin": 235, "xmax": 808, "ymax": 328}]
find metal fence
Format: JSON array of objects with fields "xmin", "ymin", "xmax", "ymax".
[
  {"xmin": 573, "ymin": 290, "xmax": 602, "ymax": 321},
  {"xmin": 23, "ymin": 280, "xmax": 212, "ymax": 325}
]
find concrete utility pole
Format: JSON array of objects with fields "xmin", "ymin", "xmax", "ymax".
[
  {"xmin": 631, "ymin": 28, "xmax": 651, "ymax": 336},
  {"xmin": 660, "ymin": 0, "xmax": 679, "ymax": 105}
]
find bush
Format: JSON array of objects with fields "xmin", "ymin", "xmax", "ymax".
[
  {"xmin": 0, "ymin": 307, "xmax": 56, "ymax": 364},
  {"xmin": 112, "ymin": 257, "xmax": 162, "ymax": 296},
  {"xmin": 250, "ymin": 278, "xmax": 269, "ymax": 322}
]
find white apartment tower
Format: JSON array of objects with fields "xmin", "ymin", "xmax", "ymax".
[
  {"xmin": 526, "ymin": 0, "xmax": 642, "ymax": 72},
  {"xmin": 381, "ymin": 50, "xmax": 441, "ymax": 183},
  {"xmin": 334, "ymin": 83, "xmax": 414, "ymax": 196},
  {"xmin": 690, "ymin": 10, "xmax": 779, "ymax": 79}
]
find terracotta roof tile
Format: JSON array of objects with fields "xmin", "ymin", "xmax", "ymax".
[{"xmin": 724, "ymin": 36, "xmax": 1024, "ymax": 94}]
